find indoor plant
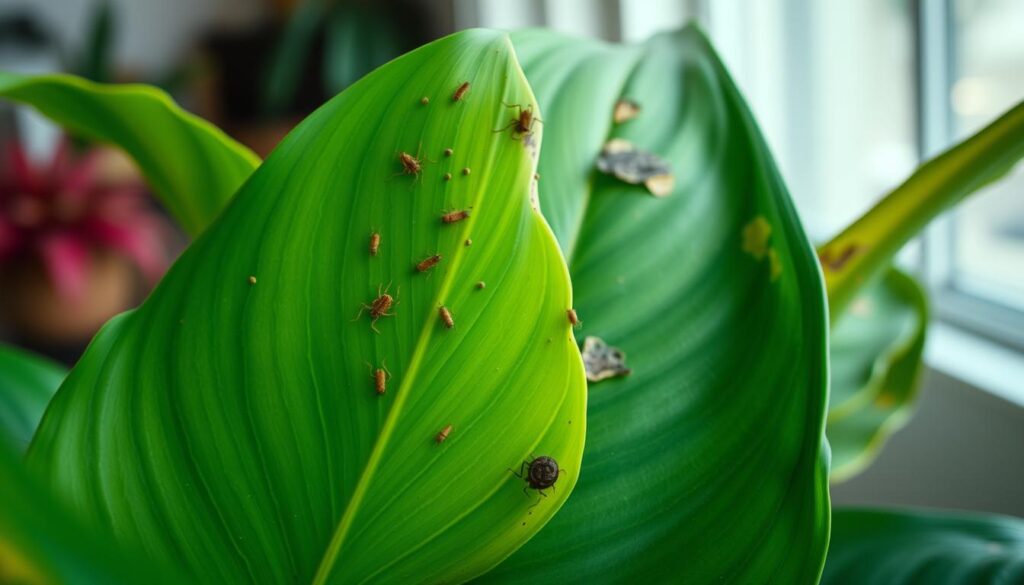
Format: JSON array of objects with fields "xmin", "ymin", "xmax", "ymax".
[{"xmin": 0, "ymin": 25, "xmax": 1022, "ymax": 584}]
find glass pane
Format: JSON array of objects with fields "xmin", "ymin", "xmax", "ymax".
[
  {"xmin": 952, "ymin": 0, "xmax": 1024, "ymax": 308},
  {"xmin": 709, "ymin": 0, "xmax": 916, "ymax": 241}
]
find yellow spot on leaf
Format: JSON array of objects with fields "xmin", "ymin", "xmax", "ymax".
[
  {"xmin": 874, "ymin": 392, "xmax": 896, "ymax": 408},
  {"xmin": 742, "ymin": 216, "xmax": 772, "ymax": 260},
  {"xmin": 768, "ymin": 247, "xmax": 783, "ymax": 281},
  {"xmin": 0, "ymin": 539, "xmax": 51, "ymax": 584}
]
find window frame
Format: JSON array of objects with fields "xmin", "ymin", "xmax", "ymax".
[{"xmin": 915, "ymin": 0, "xmax": 1024, "ymax": 354}]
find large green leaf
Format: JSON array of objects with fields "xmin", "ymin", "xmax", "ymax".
[
  {"xmin": 823, "ymin": 508, "xmax": 1024, "ymax": 583},
  {"xmin": 0, "ymin": 344, "xmax": 65, "ymax": 453},
  {"xmin": 828, "ymin": 267, "xmax": 927, "ymax": 482},
  {"xmin": 0, "ymin": 438, "xmax": 178, "ymax": 584},
  {"xmin": 0, "ymin": 72, "xmax": 260, "ymax": 236},
  {"xmin": 484, "ymin": 26, "xmax": 830, "ymax": 582},
  {"xmin": 27, "ymin": 29, "xmax": 585, "ymax": 584}
]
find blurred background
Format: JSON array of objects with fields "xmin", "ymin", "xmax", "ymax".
[{"xmin": 0, "ymin": 0, "xmax": 1021, "ymax": 516}]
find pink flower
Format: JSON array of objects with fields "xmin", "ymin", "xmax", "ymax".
[{"xmin": 0, "ymin": 139, "xmax": 170, "ymax": 300}]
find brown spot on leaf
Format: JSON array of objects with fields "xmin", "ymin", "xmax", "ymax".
[
  {"xmin": 819, "ymin": 244, "xmax": 862, "ymax": 271},
  {"xmin": 613, "ymin": 98, "xmax": 641, "ymax": 123}
]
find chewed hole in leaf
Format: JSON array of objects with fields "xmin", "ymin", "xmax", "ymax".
[
  {"xmin": 581, "ymin": 336, "xmax": 632, "ymax": 383},
  {"xmin": 595, "ymin": 138, "xmax": 674, "ymax": 197}
]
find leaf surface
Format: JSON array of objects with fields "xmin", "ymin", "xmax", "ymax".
[
  {"xmin": 0, "ymin": 344, "xmax": 65, "ymax": 453},
  {"xmin": 27, "ymin": 30, "xmax": 585, "ymax": 584},
  {"xmin": 828, "ymin": 268, "xmax": 928, "ymax": 481},
  {"xmin": 823, "ymin": 508, "xmax": 1024, "ymax": 584},
  {"xmin": 484, "ymin": 26, "xmax": 830, "ymax": 583}
]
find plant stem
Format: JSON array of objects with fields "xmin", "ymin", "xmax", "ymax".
[{"xmin": 819, "ymin": 100, "xmax": 1024, "ymax": 320}]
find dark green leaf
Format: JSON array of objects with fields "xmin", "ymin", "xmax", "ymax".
[
  {"xmin": 823, "ymin": 508, "xmax": 1024, "ymax": 584},
  {"xmin": 264, "ymin": 0, "xmax": 326, "ymax": 114},
  {"xmin": 0, "ymin": 344, "xmax": 64, "ymax": 453},
  {"xmin": 27, "ymin": 30, "xmax": 585, "ymax": 584},
  {"xmin": 484, "ymin": 26, "xmax": 830, "ymax": 583},
  {"xmin": 0, "ymin": 438, "xmax": 179, "ymax": 584}
]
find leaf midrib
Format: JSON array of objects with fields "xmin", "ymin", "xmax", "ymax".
[{"xmin": 310, "ymin": 35, "xmax": 527, "ymax": 584}]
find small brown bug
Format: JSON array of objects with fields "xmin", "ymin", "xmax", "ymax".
[
  {"xmin": 435, "ymin": 424, "xmax": 453, "ymax": 444},
  {"xmin": 370, "ymin": 362, "xmax": 391, "ymax": 395},
  {"xmin": 510, "ymin": 455, "xmax": 561, "ymax": 499},
  {"xmin": 416, "ymin": 254, "xmax": 442, "ymax": 273},
  {"xmin": 439, "ymin": 306, "xmax": 454, "ymax": 329},
  {"xmin": 369, "ymin": 232, "xmax": 381, "ymax": 256},
  {"xmin": 248, "ymin": 275, "xmax": 257, "ymax": 285},
  {"xmin": 567, "ymin": 309, "xmax": 581, "ymax": 327},
  {"xmin": 452, "ymin": 81, "xmax": 471, "ymax": 102},
  {"xmin": 495, "ymin": 103, "xmax": 542, "ymax": 138},
  {"xmin": 398, "ymin": 151, "xmax": 423, "ymax": 176},
  {"xmin": 441, "ymin": 210, "xmax": 470, "ymax": 224},
  {"xmin": 355, "ymin": 283, "xmax": 398, "ymax": 333}
]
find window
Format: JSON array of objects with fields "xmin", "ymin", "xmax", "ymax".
[
  {"xmin": 455, "ymin": 0, "xmax": 1024, "ymax": 355},
  {"xmin": 921, "ymin": 0, "xmax": 1024, "ymax": 350}
]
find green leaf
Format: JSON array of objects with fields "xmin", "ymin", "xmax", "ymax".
[
  {"xmin": 27, "ymin": 29, "xmax": 585, "ymax": 584},
  {"xmin": 484, "ymin": 26, "xmax": 830, "ymax": 582},
  {"xmin": 0, "ymin": 439, "xmax": 179, "ymax": 584},
  {"xmin": 263, "ymin": 0, "xmax": 326, "ymax": 114},
  {"xmin": 323, "ymin": 6, "xmax": 401, "ymax": 95},
  {"xmin": 828, "ymin": 268, "xmax": 928, "ymax": 481},
  {"xmin": 823, "ymin": 508, "xmax": 1024, "ymax": 583},
  {"xmin": 820, "ymin": 100, "xmax": 1024, "ymax": 318},
  {"xmin": 0, "ymin": 344, "xmax": 65, "ymax": 453},
  {"xmin": 0, "ymin": 72, "xmax": 260, "ymax": 236}
]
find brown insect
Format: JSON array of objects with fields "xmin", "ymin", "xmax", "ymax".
[
  {"xmin": 416, "ymin": 254, "xmax": 442, "ymax": 273},
  {"xmin": 452, "ymin": 81, "xmax": 471, "ymax": 102},
  {"xmin": 371, "ymin": 362, "xmax": 391, "ymax": 395},
  {"xmin": 495, "ymin": 103, "xmax": 541, "ymax": 138},
  {"xmin": 435, "ymin": 423, "xmax": 453, "ymax": 444},
  {"xmin": 439, "ymin": 306, "xmax": 454, "ymax": 329},
  {"xmin": 355, "ymin": 283, "xmax": 398, "ymax": 333},
  {"xmin": 369, "ymin": 232, "xmax": 381, "ymax": 256},
  {"xmin": 510, "ymin": 456, "xmax": 561, "ymax": 500},
  {"xmin": 441, "ymin": 210, "xmax": 470, "ymax": 224},
  {"xmin": 398, "ymin": 151, "xmax": 423, "ymax": 176},
  {"xmin": 567, "ymin": 309, "xmax": 581, "ymax": 328}
]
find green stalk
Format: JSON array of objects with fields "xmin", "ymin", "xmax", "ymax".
[{"xmin": 820, "ymin": 100, "xmax": 1024, "ymax": 319}]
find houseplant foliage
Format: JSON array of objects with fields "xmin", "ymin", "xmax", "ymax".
[
  {"xmin": 0, "ymin": 344, "xmax": 63, "ymax": 452},
  {"xmin": 8, "ymin": 30, "xmax": 587, "ymax": 584},
  {"xmin": 822, "ymin": 508, "xmax": 1024, "ymax": 583},
  {"xmin": 484, "ymin": 27, "xmax": 830, "ymax": 582},
  {"xmin": 0, "ymin": 24, "xmax": 1023, "ymax": 585}
]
